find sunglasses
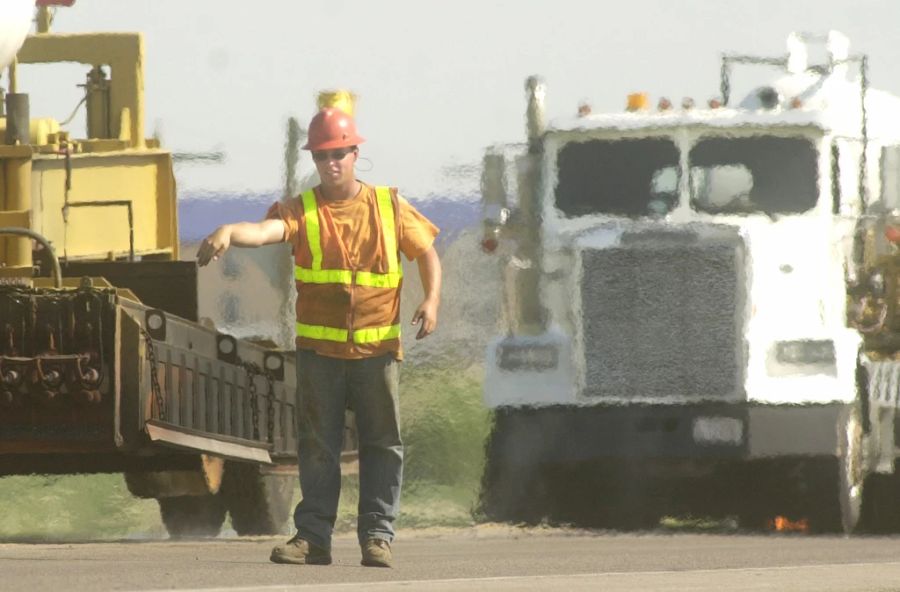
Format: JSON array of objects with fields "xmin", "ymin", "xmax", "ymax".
[{"xmin": 311, "ymin": 147, "xmax": 357, "ymax": 162}]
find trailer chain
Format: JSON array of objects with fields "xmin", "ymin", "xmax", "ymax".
[
  {"xmin": 140, "ymin": 327, "xmax": 166, "ymax": 421},
  {"xmin": 241, "ymin": 360, "xmax": 276, "ymax": 445}
]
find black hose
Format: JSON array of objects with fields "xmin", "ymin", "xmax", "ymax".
[{"xmin": 0, "ymin": 227, "xmax": 62, "ymax": 288}]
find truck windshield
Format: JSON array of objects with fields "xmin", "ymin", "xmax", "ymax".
[
  {"xmin": 689, "ymin": 136, "xmax": 818, "ymax": 215},
  {"xmin": 555, "ymin": 138, "xmax": 680, "ymax": 217}
]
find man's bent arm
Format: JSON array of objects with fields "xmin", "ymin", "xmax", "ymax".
[
  {"xmin": 229, "ymin": 220, "xmax": 286, "ymax": 247},
  {"xmin": 411, "ymin": 246, "xmax": 441, "ymax": 339},
  {"xmin": 197, "ymin": 219, "xmax": 286, "ymax": 266}
]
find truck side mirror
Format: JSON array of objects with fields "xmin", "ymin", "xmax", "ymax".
[{"xmin": 481, "ymin": 152, "xmax": 509, "ymax": 253}]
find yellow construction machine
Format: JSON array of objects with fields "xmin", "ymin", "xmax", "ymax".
[{"xmin": 0, "ymin": 1, "xmax": 298, "ymax": 537}]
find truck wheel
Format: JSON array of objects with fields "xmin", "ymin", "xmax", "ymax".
[
  {"xmin": 803, "ymin": 406, "xmax": 871, "ymax": 534},
  {"xmin": 858, "ymin": 470, "xmax": 900, "ymax": 533},
  {"xmin": 478, "ymin": 412, "xmax": 548, "ymax": 524},
  {"xmin": 158, "ymin": 495, "xmax": 227, "ymax": 538},
  {"xmin": 838, "ymin": 406, "xmax": 866, "ymax": 534},
  {"xmin": 221, "ymin": 462, "xmax": 295, "ymax": 535},
  {"xmin": 727, "ymin": 460, "xmax": 775, "ymax": 530},
  {"xmin": 479, "ymin": 459, "xmax": 546, "ymax": 524},
  {"xmin": 547, "ymin": 460, "xmax": 662, "ymax": 531}
]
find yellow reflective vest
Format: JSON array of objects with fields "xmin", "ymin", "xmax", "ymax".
[{"xmin": 292, "ymin": 185, "xmax": 403, "ymax": 356}]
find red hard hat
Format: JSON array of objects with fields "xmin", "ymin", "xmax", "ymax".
[{"xmin": 303, "ymin": 108, "xmax": 365, "ymax": 151}]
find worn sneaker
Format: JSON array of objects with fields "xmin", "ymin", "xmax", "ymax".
[
  {"xmin": 361, "ymin": 537, "xmax": 393, "ymax": 568},
  {"xmin": 270, "ymin": 535, "xmax": 332, "ymax": 565}
]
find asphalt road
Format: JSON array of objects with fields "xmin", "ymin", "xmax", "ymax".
[{"xmin": 4, "ymin": 526, "xmax": 900, "ymax": 592}]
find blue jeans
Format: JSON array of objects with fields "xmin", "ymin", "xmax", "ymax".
[{"xmin": 292, "ymin": 350, "xmax": 403, "ymax": 549}]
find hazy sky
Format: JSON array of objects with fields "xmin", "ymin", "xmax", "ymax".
[{"xmin": 19, "ymin": 0, "xmax": 900, "ymax": 198}]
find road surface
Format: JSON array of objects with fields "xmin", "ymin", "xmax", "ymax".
[{"xmin": 4, "ymin": 526, "xmax": 900, "ymax": 591}]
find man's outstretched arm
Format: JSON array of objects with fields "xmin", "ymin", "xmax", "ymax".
[
  {"xmin": 411, "ymin": 246, "xmax": 441, "ymax": 340},
  {"xmin": 196, "ymin": 219, "xmax": 286, "ymax": 266}
]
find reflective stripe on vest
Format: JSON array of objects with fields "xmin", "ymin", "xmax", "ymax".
[
  {"xmin": 296, "ymin": 322, "xmax": 401, "ymax": 344},
  {"xmin": 353, "ymin": 323, "xmax": 401, "ymax": 344},
  {"xmin": 294, "ymin": 186, "xmax": 403, "ymax": 343},
  {"xmin": 294, "ymin": 187, "xmax": 402, "ymax": 287},
  {"xmin": 296, "ymin": 323, "xmax": 348, "ymax": 343},
  {"xmin": 294, "ymin": 267, "xmax": 352, "ymax": 284},
  {"xmin": 376, "ymin": 186, "xmax": 401, "ymax": 278}
]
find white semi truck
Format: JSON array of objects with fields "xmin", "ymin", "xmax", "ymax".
[{"xmin": 478, "ymin": 31, "xmax": 900, "ymax": 533}]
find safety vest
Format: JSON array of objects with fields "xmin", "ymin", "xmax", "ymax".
[{"xmin": 293, "ymin": 186, "xmax": 403, "ymax": 351}]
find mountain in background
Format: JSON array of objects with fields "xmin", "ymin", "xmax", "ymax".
[{"xmin": 178, "ymin": 191, "xmax": 481, "ymax": 245}]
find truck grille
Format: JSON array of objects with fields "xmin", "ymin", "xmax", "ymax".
[{"xmin": 580, "ymin": 228, "xmax": 747, "ymax": 401}]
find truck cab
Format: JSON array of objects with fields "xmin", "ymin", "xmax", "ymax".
[{"xmin": 479, "ymin": 31, "xmax": 900, "ymax": 533}]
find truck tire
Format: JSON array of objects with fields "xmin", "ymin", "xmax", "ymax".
[
  {"xmin": 794, "ymin": 458, "xmax": 842, "ymax": 533},
  {"xmin": 732, "ymin": 461, "xmax": 781, "ymax": 531},
  {"xmin": 793, "ymin": 407, "xmax": 870, "ymax": 534},
  {"xmin": 221, "ymin": 462, "xmax": 295, "ymax": 535},
  {"xmin": 478, "ymin": 412, "xmax": 548, "ymax": 524},
  {"xmin": 158, "ymin": 494, "xmax": 227, "ymax": 538},
  {"xmin": 479, "ymin": 459, "xmax": 546, "ymax": 524},
  {"xmin": 838, "ymin": 405, "xmax": 866, "ymax": 534},
  {"xmin": 544, "ymin": 460, "xmax": 662, "ymax": 531},
  {"xmin": 857, "ymin": 470, "xmax": 900, "ymax": 533}
]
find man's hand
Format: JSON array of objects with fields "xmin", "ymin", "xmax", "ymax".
[
  {"xmin": 197, "ymin": 220, "xmax": 287, "ymax": 266},
  {"xmin": 411, "ymin": 298, "xmax": 439, "ymax": 340},
  {"xmin": 197, "ymin": 225, "xmax": 232, "ymax": 266},
  {"xmin": 412, "ymin": 247, "xmax": 442, "ymax": 340}
]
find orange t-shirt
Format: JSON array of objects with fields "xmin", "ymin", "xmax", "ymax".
[{"xmin": 266, "ymin": 181, "xmax": 439, "ymax": 359}]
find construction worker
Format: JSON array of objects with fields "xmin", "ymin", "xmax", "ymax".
[{"xmin": 196, "ymin": 106, "xmax": 441, "ymax": 568}]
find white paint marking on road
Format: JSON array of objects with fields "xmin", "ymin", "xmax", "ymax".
[{"xmin": 146, "ymin": 560, "xmax": 900, "ymax": 592}]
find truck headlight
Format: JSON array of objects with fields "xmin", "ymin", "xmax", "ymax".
[
  {"xmin": 497, "ymin": 343, "xmax": 559, "ymax": 371},
  {"xmin": 774, "ymin": 339, "xmax": 835, "ymax": 365}
]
